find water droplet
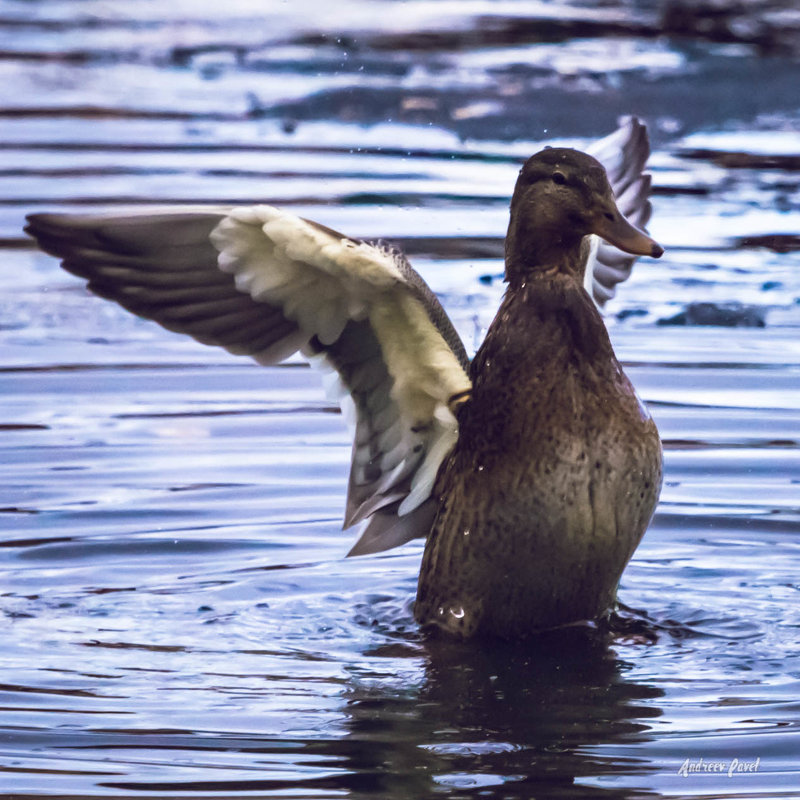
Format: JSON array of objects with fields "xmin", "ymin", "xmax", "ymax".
[{"xmin": 463, "ymin": 528, "xmax": 470, "ymax": 537}]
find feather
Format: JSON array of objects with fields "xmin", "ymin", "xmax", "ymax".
[
  {"xmin": 26, "ymin": 205, "xmax": 471, "ymax": 556},
  {"xmin": 586, "ymin": 117, "xmax": 655, "ymax": 305}
]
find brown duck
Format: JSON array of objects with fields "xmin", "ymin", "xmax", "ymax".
[{"xmin": 25, "ymin": 119, "xmax": 663, "ymax": 639}]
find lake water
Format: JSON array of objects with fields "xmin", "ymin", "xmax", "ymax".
[{"xmin": 1, "ymin": 1, "xmax": 799, "ymax": 797}]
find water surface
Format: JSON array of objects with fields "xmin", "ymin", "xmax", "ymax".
[{"xmin": 1, "ymin": 1, "xmax": 799, "ymax": 797}]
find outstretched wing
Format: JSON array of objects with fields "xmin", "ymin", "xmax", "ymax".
[
  {"xmin": 25, "ymin": 206, "xmax": 471, "ymax": 555},
  {"xmin": 586, "ymin": 116, "xmax": 655, "ymax": 305}
]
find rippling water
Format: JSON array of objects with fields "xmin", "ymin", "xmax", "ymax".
[{"xmin": 2, "ymin": 1, "xmax": 799, "ymax": 797}]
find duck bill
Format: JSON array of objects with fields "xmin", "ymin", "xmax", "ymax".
[{"xmin": 593, "ymin": 212, "xmax": 664, "ymax": 259}]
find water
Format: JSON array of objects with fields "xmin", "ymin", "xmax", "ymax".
[{"xmin": 2, "ymin": 1, "xmax": 800, "ymax": 797}]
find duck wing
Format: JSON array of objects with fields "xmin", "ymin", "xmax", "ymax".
[
  {"xmin": 25, "ymin": 206, "xmax": 471, "ymax": 555},
  {"xmin": 585, "ymin": 116, "xmax": 655, "ymax": 305}
]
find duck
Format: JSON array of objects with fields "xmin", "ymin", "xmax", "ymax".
[{"xmin": 25, "ymin": 117, "xmax": 663, "ymax": 639}]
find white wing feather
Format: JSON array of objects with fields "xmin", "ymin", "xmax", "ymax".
[
  {"xmin": 25, "ymin": 204, "xmax": 471, "ymax": 556},
  {"xmin": 209, "ymin": 205, "xmax": 471, "ymax": 539}
]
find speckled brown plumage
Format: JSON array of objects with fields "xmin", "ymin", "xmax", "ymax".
[{"xmin": 414, "ymin": 148, "xmax": 663, "ymax": 638}]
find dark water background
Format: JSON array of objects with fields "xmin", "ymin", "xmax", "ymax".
[{"xmin": 2, "ymin": 1, "xmax": 800, "ymax": 797}]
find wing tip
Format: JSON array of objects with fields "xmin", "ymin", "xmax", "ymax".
[
  {"xmin": 346, "ymin": 499, "xmax": 436, "ymax": 557},
  {"xmin": 589, "ymin": 116, "xmax": 656, "ymax": 307}
]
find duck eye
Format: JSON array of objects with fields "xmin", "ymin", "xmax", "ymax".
[{"xmin": 551, "ymin": 172, "xmax": 566, "ymax": 185}]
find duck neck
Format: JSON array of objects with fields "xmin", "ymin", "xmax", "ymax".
[
  {"xmin": 490, "ymin": 269, "xmax": 614, "ymax": 367},
  {"xmin": 504, "ymin": 221, "xmax": 589, "ymax": 289}
]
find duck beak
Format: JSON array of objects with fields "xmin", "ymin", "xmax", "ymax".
[{"xmin": 593, "ymin": 209, "xmax": 664, "ymax": 259}]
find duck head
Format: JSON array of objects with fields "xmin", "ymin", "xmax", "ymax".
[{"xmin": 505, "ymin": 147, "xmax": 663, "ymax": 283}]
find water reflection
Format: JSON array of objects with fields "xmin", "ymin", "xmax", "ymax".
[{"xmin": 344, "ymin": 627, "xmax": 664, "ymax": 798}]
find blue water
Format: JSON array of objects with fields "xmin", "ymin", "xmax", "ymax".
[{"xmin": 1, "ymin": 1, "xmax": 799, "ymax": 797}]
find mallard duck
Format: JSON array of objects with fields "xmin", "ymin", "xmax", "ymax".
[{"xmin": 25, "ymin": 118, "xmax": 663, "ymax": 639}]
